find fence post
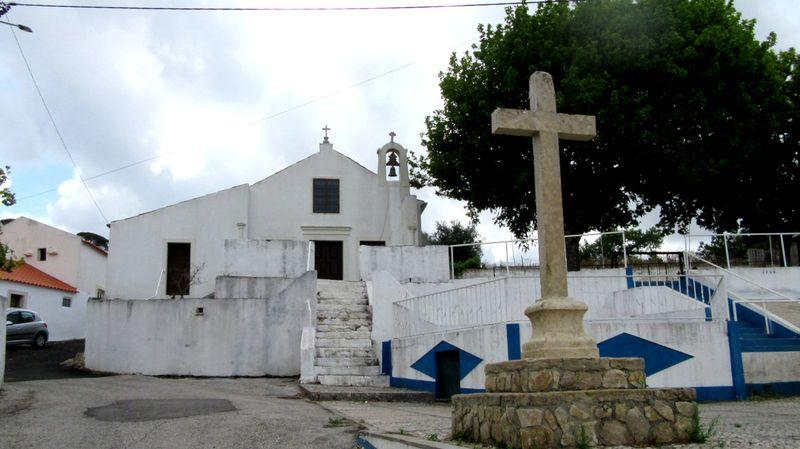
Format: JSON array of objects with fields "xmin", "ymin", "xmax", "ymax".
[
  {"xmin": 505, "ymin": 241, "xmax": 510, "ymax": 276},
  {"xmin": 622, "ymin": 230, "xmax": 628, "ymax": 268},
  {"xmin": 723, "ymin": 232, "xmax": 731, "ymax": 269},
  {"xmin": 769, "ymin": 235, "xmax": 774, "ymax": 267},
  {"xmin": 780, "ymin": 234, "xmax": 788, "ymax": 267},
  {"xmin": 450, "ymin": 246, "xmax": 455, "ymax": 280}
]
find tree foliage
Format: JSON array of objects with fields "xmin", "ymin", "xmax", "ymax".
[
  {"xmin": 580, "ymin": 227, "xmax": 665, "ymax": 265},
  {"xmin": 425, "ymin": 220, "xmax": 483, "ymax": 275},
  {"xmin": 415, "ymin": 0, "xmax": 799, "ymax": 242},
  {"xmin": 1, "ymin": 165, "xmax": 19, "ymax": 272}
]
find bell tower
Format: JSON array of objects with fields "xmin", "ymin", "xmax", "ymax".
[{"xmin": 377, "ymin": 131, "xmax": 410, "ymax": 188}]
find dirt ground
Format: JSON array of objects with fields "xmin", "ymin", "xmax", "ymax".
[{"xmin": 4, "ymin": 339, "xmax": 110, "ymax": 382}]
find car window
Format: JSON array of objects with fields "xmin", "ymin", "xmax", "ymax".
[
  {"xmin": 7, "ymin": 311, "xmax": 21, "ymax": 324},
  {"xmin": 20, "ymin": 312, "xmax": 35, "ymax": 323}
]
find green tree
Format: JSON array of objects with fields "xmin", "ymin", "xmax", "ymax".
[
  {"xmin": 580, "ymin": 227, "xmax": 665, "ymax": 266},
  {"xmin": 425, "ymin": 220, "xmax": 483, "ymax": 275},
  {"xmin": 1, "ymin": 165, "xmax": 20, "ymax": 272},
  {"xmin": 415, "ymin": 0, "xmax": 798, "ymax": 269}
]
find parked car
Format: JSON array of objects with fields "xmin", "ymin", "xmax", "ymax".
[{"xmin": 5, "ymin": 308, "xmax": 49, "ymax": 348}]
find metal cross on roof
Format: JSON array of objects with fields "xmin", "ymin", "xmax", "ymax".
[
  {"xmin": 389, "ymin": 131, "xmax": 396, "ymax": 142},
  {"xmin": 322, "ymin": 125, "xmax": 331, "ymax": 143}
]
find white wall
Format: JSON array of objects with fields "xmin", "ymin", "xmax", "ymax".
[
  {"xmin": 359, "ymin": 245, "xmax": 450, "ymax": 283},
  {"xmin": 78, "ymin": 243, "xmax": 107, "ymax": 297},
  {"xmin": 743, "ymin": 352, "xmax": 800, "ymax": 384},
  {"xmin": 86, "ymin": 271, "xmax": 316, "ymax": 376},
  {"xmin": 692, "ymin": 267, "xmax": 800, "ymax": 295},
  {"xmin": 1, "ymin": 217, "xmax": 82, "ymax": 287},
  {"xmin": 390, "ymin": 318, "xmax": 732, "ymax": 392},
  {"xmin": 107, "ymin": 185, "xmax": 249, "ymax": 299},
  {"xmin": 247, "ymin": 143, "xmax": 424, "ymax": 281},
  {"xmin": 0, "ymin": 281, "xmax": 85, "ymax": 341},
  {"xmin": 223, "ymin": 239, "xmax": 311, "ymax": 278}
]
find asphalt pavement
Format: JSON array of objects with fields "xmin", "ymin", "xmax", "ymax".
[{"xmin": 0, "ymin": 375, "xmax": 359, "ymax": 449}]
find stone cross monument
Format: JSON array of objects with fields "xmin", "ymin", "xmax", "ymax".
[
  {"xmin": 452, "ymin": 72, "xmax": 697, "ymax": 449},
  {"xmin": 491, "ymin": 71, "xmax": 598, "ymax": 360}
]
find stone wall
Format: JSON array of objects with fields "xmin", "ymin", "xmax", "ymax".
[
  {"xmin": 223, "ymin": 239, "xmax": 311, "ymax": 279},
  {"xmin": 453, "ymin": 358, "xmax": 697, "ymax": 448},
  {"xmin": 359, "ymin": 245, "xmax": 449, "ymax": 283}
]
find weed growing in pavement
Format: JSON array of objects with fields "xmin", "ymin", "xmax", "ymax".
[
  {"xmin": 689, "ymin": 409, "xmax": 720, "ymax": 444},
  {"xmin": 325, "ymin": 416, "xmax": 346, "ymax": 428},
  {"xmin": 426, "ymin": 433, "xmax": 440, "ymax": 441}
]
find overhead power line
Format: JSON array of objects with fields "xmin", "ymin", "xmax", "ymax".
[
  {"xmin": 7, "ymin": 1, "xmax": 564, "ymax": 13},
  {"xmin": 8, "ymin": 21, "xmax": 109, "ymax": 223},
  {"xmin": 15, "ymin": 35, "xmax": 479, "ymax": 203}
]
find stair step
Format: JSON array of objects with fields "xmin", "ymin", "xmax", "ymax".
[
  {"xmin": 316, "ymin": 347, "xmax": 374, "ymax": 358},
  {"xmin": 316, "ymin": 324, "xmax": 371, "ymax": 333},
  {"xmin": 318, "ymin": 375, "xmax": 389, "ymax": 387},
  {"xmin": 317, "ymin": 304, "xmax": 371, "ymax": 313},
  {"xmin": 316, "ymin": 338, "xmax": 372, "ymax": 348},
  {"xmin": 315, "ymin": 329, "xmax": 371, "ymax": 338},
  {"xmin": 318, "ymin": 297, "xmax": 369, "ymax": 306},
  {"xmin": 317, "ymin": 317, "xmax": 372, "ymax": 329},
  {"xmin": 317, "ymin": 310, "xmax": 372, "ymax": 319},
  {"xmin": 315, "ymin": 365, "xmax": 382, "ymax": 376},
  {"xmin": 317, "ymin": 280, "xmax": 364, "ymax": 298},
  {"xmin": 315, "ymin": 357, "xmax": 378, "ymax": 367}
]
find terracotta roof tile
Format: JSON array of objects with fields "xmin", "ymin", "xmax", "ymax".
[{"xmin": 0, "ymin": 262, "xmax": 78, "ymax": 293}]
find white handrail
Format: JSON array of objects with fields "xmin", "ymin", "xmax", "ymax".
[
  {"xmin": 147, "ymin": 268, "xmax": 166, "ymax": 300},
  {"xmin": 306, "ymin": 241, "xmax": 314, "ymax": 271},
  {"xmin": 688, "ymin": 252, "xmax": 800, "ymax": 333}
]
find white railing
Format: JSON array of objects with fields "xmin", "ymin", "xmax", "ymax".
[
  {"xmin": 448, "ymin": 230, "xmax": 628, "ymax": 279},
  {"xmin": 688, "ymin": 252, "xmax": 800, "ymax": 334},
  {"xmin": 306, "ymin": 241, "xmax": 315, "ymax": 272},
  {"xmin": 146, "ymin": 268, "xmax": 166, "ymax": 300},
  {"xmin": 449, "ymin": 230, "xmax": 799, "ymax": 280},
  {"xmin": 393, "ymin": 272, "xmax": 723, "ymax": 338}
]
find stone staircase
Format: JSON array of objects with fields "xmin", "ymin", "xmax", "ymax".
[{"xmin": 314, "ymin": 280, "xmax": 389, "ymax": 387}]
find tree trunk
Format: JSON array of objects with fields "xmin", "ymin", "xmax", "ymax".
[{"xmin": 566, "ymin": 236, "xmax": 581, "ymax": 271}]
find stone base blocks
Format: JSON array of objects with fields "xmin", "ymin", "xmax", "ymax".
[{"xmin": 452, "ymin": 358, "xmax": 697, "ymax": 448}]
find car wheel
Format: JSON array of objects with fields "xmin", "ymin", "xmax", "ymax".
[{"xmin": 33, "ymin": 332, "xmax": 48, "ymax": 349}]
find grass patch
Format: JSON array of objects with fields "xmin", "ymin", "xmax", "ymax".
[
  {"xmin": 324, "ymin": 416, "xmax": 347, "ymax": 428},
  {"xmin": 689, "ymin": 409, "xmax": 720, "ymax": 444}
]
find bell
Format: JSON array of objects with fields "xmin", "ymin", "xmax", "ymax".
[{"xmin": 386, "ymin": 152, "xmax": 400, "ymax": 178}]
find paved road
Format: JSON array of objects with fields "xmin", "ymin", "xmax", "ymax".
[{"xmin": 0, "ymin": 375, "xmax": 358, "ymax": 449}]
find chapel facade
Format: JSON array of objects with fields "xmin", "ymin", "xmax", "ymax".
[{"xmin": 106, "ymin": 132, "xmax": 427, "ymax": 299}]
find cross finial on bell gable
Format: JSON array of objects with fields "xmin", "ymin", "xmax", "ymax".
[
  {"xmin": 322, "ymin": 125, "xmax": 331, "ymax": 143},
  {"xmin": 389, "ymin": 131, "xmax": 396, "ymax": 143}
]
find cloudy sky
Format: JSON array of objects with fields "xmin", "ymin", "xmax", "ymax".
[{"xmin": 1, "ymin": 0, "xmax": 798, "ymax": 263}]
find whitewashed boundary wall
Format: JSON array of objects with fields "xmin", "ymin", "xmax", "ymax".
[
  {"xmin": 389, "ymin": 319, "xmax": 732, "ymax": 398},
  {"xmin": 85, "ymin": 271, "xmax": 316, "ymax": 376},
  {"xmin": 223, "ymin": 239, "xmax": 312, "ymax": 278},
  {"xmin": 692, "ymin": 267, "xmax": 800, "ymax": 295},
  {"xmin": 743, "ymin": 352, "xmax": 800, "ymax": 386},
  {"xmin": 360, "ymin": 245, "xmax": 449, "ymax": 283}
]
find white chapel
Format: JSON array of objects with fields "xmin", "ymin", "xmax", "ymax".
[{"xmin": 106, "ymin": 131, "xmax": 427, "ymax": 299}]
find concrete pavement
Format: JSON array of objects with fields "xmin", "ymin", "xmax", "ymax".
[{"xmin": 0, "ymin": 375, "xmax": 358, "ymax": 449}]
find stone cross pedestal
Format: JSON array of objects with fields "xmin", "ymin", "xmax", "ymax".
[
  {"xmin": 451, "ymin": 73, "xmax": 697, "ymax": 448},
  {"xmin": 492, "ymin": 72, "xmax": 598, "ymax": 360}
]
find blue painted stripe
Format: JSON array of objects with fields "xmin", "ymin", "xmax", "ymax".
[
  {"xmin": 381, "ymin": 340, "xmax": 392, "ymax": 376},
  {"xmin": 389, "ymin": 376, "xmax": 485, "ymax": 394},
  {"xmin": 747, "ymin": 381, "xmax": 800, "ymax": 396},
  {"xmin": 356, "ymin": 436, "xmax": 378, "ymax": 449},
  {"xmin": 727, "ymin": 321, "xmax": 747, "ymax": 400},
  {"xmin": 625, "ymin": 266, "xmax": 634, "ymax": 289},
  {"xmin": 506, "ymin": 323, "xmax": 521, "ymax": 361},
  {"xmin": 695, "ymin": 386, "xmax": 736, "ymax": 402}
]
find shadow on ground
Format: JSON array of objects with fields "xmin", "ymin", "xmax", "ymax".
[{"xmin": 4, "ymin": 339, "xmax": 112, "ymax": 382}]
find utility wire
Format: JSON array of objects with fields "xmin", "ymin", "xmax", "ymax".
[
  {"xmin": 15, "ymin": 36, "xmax": 479, "ymax": 203},
  {"xmin": 8, "ymin": 22, "xmax": 109, "ymax": 223},
  {"xmin": 7, "ymin": 1, "xmax": 559, "ymax": 13}
]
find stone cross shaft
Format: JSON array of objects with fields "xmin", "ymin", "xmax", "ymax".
[{"xmin": 492, "ymin": 72, "xmax": 599, "ymax": 359}]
